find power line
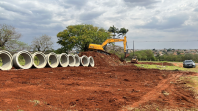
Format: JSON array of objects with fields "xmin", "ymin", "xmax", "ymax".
[{"xmin": 133, "ymin": 40, "xmax": 198, "ymax": 42}]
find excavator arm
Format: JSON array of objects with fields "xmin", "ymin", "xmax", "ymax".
[
  {"xmin": 88, "ymin": 36, "xmax": 129, "ymax": 58},
  {"xmin": 101, "ymin": 36, "xmax": 127, "ymax": 52}
]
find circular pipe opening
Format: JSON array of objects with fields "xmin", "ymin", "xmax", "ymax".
[
  {"xmin": 0, "ymin": 50, "xmax": 13, "ymax": 70},
  {"xmin": 13, "ymin": 50, "xmax": 33, "ymax": 69},
  {"xmin": 80, "ymin": 55, "xmax": 89, "ymax": 67},
  {"xmin": 45, "ymin": 52, "xmax": 58, "ymax": 68},
  {"xmin": 74, "ymin": 54, "xmax": 80, "ymax": 67},
  {"xmin": 18, "ymin": 55, "xmax": 25, "ymax": 66},
  {"xmin": 68, "ymin": 54, "xmax": 75, "ymax": 67},
  {"xmin": 32, "ymin": 52, "xmax": 47, "ymax": 68},
  {"xmin": 89, "ymin": 56, "xmax": 95, "ymax": 67},
  {"xmin": 58, "ymin": 53, "xmax": 69, "ymax": 67}
]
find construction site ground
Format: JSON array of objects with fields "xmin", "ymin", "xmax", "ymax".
[{"xmin": 0, "ymin": 51, "xmax": 198, "ymax": 111}]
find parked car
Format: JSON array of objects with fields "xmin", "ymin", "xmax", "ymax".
[{"xmin": 183, "ymin": 60, "xmax": 196, "ymax": 68}]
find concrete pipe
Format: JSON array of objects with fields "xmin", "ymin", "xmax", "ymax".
[
  {"xmin": 88, "ymin": 56, "xmax": 95, "ymax": 67},
  {"xmin": 0, "ymin": 50, "xmax": 13, "ymax": 70},
  {"xmin": 32, "ymin": 52, "xmax": 47, "ymax": 68},
  {"xmin": 57, "ymin": 53, "xmax": 69, "ymax": 67},
  {"xmin": 80, "ymin": 55, "xmax": 89, "ymax": 67},
  {"xmin": 68, "ymin": 54, "xmax": 75, "ymax": 67},
  {"xmin": 74, "ymin": 54, "xmax": 80, "ymax": 67},
  {"xmin": 13, "ymin": 50, "xmax": 33, "ymax": 69},
  {"xmin": 45, "ymin": 52, "xmax": 59, "ymax": 68}
]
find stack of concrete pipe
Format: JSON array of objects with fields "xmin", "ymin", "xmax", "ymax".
[{"xmin": 0, "ymin": 50, "xmax": 95, "ymax": 70}]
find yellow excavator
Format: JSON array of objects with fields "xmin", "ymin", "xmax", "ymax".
[{"xmin": 88, "ymin": 36, "xmax": 129, "ymax": 58}]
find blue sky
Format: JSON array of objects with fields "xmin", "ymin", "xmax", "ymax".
[{"xmin": 0, "ymin": 0, "xmax": 198, "ymax": 49}]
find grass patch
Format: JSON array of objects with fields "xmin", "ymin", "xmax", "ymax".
[
  {"xmin": 18, "ymin": 55, "xmax": 25, "ymax": 66},
  {"xmin": 0, "ymin": 56, "xmax": 40, "ymax": 66},
  {"xmin": 138, "ymin": 61, "xmax": 172, "ymax": 63},
  {"xmin": 33, "ymin": 56, "xmax": 40, "ymax": 65},
  {"xmin": 135, "ymin": 64, "xmax": 198, "ymax": 73},
  {"xmin": 126, "ymin": 61, "xmax": 176, "ymax": 63},
  {"xmin": 0, "ymin": 60, "xmax": 26, "ymax": 66}
]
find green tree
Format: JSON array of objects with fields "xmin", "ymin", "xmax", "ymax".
[
  {"xmin": 127, "ymin": 50, "xmax": 155, "ymax": 61},
  {"xmin": 184, "ymin": 54, "xmax": 194, "ymax": 60},
  {"xmin": 57, "ymin": 24, "xmax": 111, "ymax": 53},
  {"xmin": 193, "ymin": 54, "xmax": 198, "ymax": 62},
  {"xmin": 147, "ymin": 50, "xmax": 155, "ymax": 61},
  {"xmin": 0, "ymin": 24, "xmax": 21, "ymax": 50}
]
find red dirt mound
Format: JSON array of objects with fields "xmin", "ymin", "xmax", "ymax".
[
  {"xmin": 79, "ymin": 51, "xmax": 125, "ymax": 67},
  {"xmin": 138, "ymin": 62, "xmax": 173, "ymax": 66}
]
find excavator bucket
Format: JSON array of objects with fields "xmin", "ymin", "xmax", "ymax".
[
  {"xmin": 125, "ymin": 53, "xmax": 129, "ymax": 58},
  {"xmin": 125, "ymin": 52, "xmax": 129, "ymax": 58}
]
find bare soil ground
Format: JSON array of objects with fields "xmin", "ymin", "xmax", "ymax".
[
  {"xmin": 0, "ymin": 52, "xmax": 197, "ymax": 111},
  {"xmin": 172, "ymin": 62, "xmax": 183, "ymax": 68}
]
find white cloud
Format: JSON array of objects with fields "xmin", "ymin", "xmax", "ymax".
[{"xmin": 0, "ymin": 0, "xmax": 198, "ymax": 49}]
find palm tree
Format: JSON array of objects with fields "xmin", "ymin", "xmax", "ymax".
[
  {"xmin": 108, "ymin": 25, "xmax": 119, "ymax": 38},
  {"xmin": 118, "ymin": 28, "xmax": 129, "ymax": 37}
]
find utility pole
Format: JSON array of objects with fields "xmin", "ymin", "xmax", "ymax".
[{"xmin": 133, "ymin": 40, "xmax": 134, "ymax": 56}]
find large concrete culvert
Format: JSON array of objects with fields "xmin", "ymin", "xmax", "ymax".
[
  {"xmin": 74, "ymin": 54, "xmax": 80, "ymax": 67},
  {"xmin": 32, "ymin": 52, "xmax": 47, "ymax": 68},
  {"xmin": 0, "ymin": 50, "xmax": 13, "ymax": 70},
  {"xmin": 13, "ymin": 50, "xmax": 33, "ymax": 69},
  {"xmin": 88, "ymin": 56, "xmax": 95, "ymax": 67},
  {"xmin": 45, "ymin": 52, "xmax": 59, "ymax": 68},
  {"xmin": 57, "ymin": 53, "xmax": 69, "ymax": 67},
  {"xmin": 68, "ymin": 54, "xmax": 75, "ymax": 67},
  {"xmin": 80, "ymin": 55, "xmax": 89, "ymax": 67}
]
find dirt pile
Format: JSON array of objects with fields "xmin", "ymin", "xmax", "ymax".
[{"xmin": 79, "ymin": 51, "xmax": 125, "ymax": 67}]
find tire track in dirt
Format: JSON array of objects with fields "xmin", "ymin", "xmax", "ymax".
[{"xmin": 120, "ymin": 74, "xmax": 182, "ymax": 110}]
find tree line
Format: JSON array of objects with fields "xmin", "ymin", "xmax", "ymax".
[
  {"xmin": 0, "ymin": 24, "xmax": 128, "ymax": 54},
  {"xmin": 123, "ymin": 50, "xmax": 156, "ymax": 61},
  {"xmin": 156, "ymin": 54, "xmax": 198, "ymax": 62},
  {"xmin": 122, "ymin": 50, "xmax": 198, "ymax": 62},
  {"xmin": 0, "ymin": 24, "xmax": 54, "ymax": 53},
  {"xmin": 2, "ymin": 23, "xmax": 197, "ymax": 63}
]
